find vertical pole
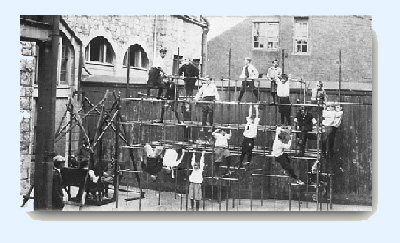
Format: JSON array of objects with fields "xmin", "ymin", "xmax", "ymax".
[
  {"xmin": 114, "ymin": 94, "xmax": 120, "ymax": 208},
  {"xmin": 34, "ymin": 15, "xmax": 60, "ymax": 210},
  {"xmin": 228, "ymin": 48, "xmax": 231, "ymax": 101},
  {"xmin": 289, "ymin": 182, "xmax": 291, "ymax": 211},
  {"xmin": 281, "ymin": 49, "xmax": 285, "ymax": 74},
  {"xmin": 339, "ymin": 49, "xmax": 342, "ymax": 102},
  {"xmin": 67, "ymin": 100, "xmax": 73, "ymax": 167},
  {"xmin": 330, "ymin": 175, "xmax": 333, "ymax": 209},
  {"xmin": 225, "ymin": 181, "xmax": 229, "ymax": 211},
  {"xmin": 126, "ymin": 46, "xmax": 131, "ymax": 98},
  {"xmin": 250, "ymin": 176, "xmax": 253, "ymax": 211},
  {"xmin": 218, "ymin": 179, "xmax": 221, "ymax": 211}
]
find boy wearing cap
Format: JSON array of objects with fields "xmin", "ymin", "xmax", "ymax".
[
  {"xmin": 238, "ymin": 57, "xmax": 259, "ymax": 102},
  {"xmin": 212, "ymin": 127, "xmax": 232, "ymax": 177},
  {"xmin": 52, "ymin": 155, "xmax": 66, "ymax": 210},
  {"xmin": 267, "ymin": 59, "xmax": 282, "ymax": 104},
  {"xmin": 277, "ymin": 73, "xmax": 291, "ymax": 125},
  {"xmin": 311, "ymin": 81, "xmax": 328, "ymax": 104},
  {"xmin": 147, "ymin": 47, "xmax": 169, "ymax": 99}
]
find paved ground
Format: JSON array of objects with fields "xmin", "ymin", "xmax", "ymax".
[{"xmin": 56, "ymin": 186, "xmax": 371, "ymax": 212}]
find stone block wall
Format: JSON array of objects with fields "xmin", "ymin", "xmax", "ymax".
[
  {"xmin": 63, "ymin": 15, "xmax": 204, "ymax": 83},
  {"xmin": 20, "ymin": 41, "xmax": 35, "ymax": 194}
]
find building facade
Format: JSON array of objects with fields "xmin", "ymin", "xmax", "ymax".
[
  {"xmin": 207, "ymin": 15, "xmax": 372, "ymax": 92},
  {"xmin": 62, "ymin": 15, "xmax": 208, "ymax": 85},
  {"xmin": 20, "ymin": 16, "xmax": 83, "ymax": 194}
]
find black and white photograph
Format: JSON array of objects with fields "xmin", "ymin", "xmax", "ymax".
[{"xmin": 19, "ymin": 15, "xmax": 372, "ymax": 212}]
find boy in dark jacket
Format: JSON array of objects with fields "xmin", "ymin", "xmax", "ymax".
[{"xmin": 294, "ymin": 106, "xmax": 316, "ymax": 156}]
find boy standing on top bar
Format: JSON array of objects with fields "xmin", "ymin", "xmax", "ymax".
[
  {"xmin": 147, "ymin": 47, "xmax": 169, "ymax": 99},
  {"xmin": 267, "ymin": 59, "xmax": 282, "ymax": 105},
  {"xmin": 276, "ymin": 73, "xmax": 291, "ymax": 125},
  {"xmin": 238, "ymin": 57, "xmax": 259, "ymax": 102}
]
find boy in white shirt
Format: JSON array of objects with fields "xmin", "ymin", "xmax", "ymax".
[
  {"xmin": 212, "ymin": 127, "xmax": 232, "ymax": 177},
  {"xmin": 147, "ymin": 47, "xmax": 169, "ymax": 99},
  {"xmin": 238, "ymin": 105, "xmax": 260, "ymax": 170},
  {"xmin": 238, "ymin": 57, "xmax": 259, "ymax": 102},
  {"xmin": 276, "ymin": 74, "xmax": 291, "ymax": 125},
  {"xmin": 272, "ymin": 127, "xmax": 304, "ymax": 185},
  {"xmin": 267, "ymin": 59, "xmax": 282, "ymax": 104},
  {"xmin": 194, "ymin": 77, "xmax": 220, "ymax": 130}
]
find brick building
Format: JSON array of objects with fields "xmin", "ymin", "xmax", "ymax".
[{"xmin": 207, "ymin": 15, "xmax": 372, "ymax": 93}]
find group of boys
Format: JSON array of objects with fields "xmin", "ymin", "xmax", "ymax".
[{"xmin": 146, "ymin": 48, "xmax": 344, "ymax": 182}]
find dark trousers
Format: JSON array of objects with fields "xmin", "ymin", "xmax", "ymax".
[
  {"xmin": 271, "ymin": 81, "xmax": 277, "ymax": 103},
  {"xmin": 275, "ymin": 153, "xmax": 298, "ymax": 180},
  {"xmin": 322, "ymin": 126, "xmax": 337, "ymax": 158},
  {"xmin": 201, "ymin": 96, "xmax": 215, "ymax": 127},
  {"xmin": 239, "ymin": 137, "xmax": 254, "ymax": 164},
  {"xmin": 278, "ymin": 96, "xmax": 291, "ymax": 125},
  {"xmin": 160, "ymin": 101, "xmax": 180, "ymax": 122},
  {"xmin": 298, "ymin": 130, "xmax": 316, "ymax": 154},
  {"xmin": 238, "ymin": 80, "xmax": 259, "ymax": 101},
  {"xmin": 185, "ymin": 79, "xmax": 196, "ymax": 97}
]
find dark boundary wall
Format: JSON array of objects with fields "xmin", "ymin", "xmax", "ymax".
[{"xmin": 81, "ymin": 82, "xmax": 372, "ymax": 206}]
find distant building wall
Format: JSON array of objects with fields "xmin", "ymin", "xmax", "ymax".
[{"xmin": 207, "ymin": 16, "xmax": 372, "ymax": 91}]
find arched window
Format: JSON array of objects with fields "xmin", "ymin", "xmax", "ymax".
[
  {"xmin": 85, "ymin": 36, "xmax": 115, "ymax": 64},
  {"xmin": 123, "ymin": 44, "xmax": 149, "ymax": 69}
]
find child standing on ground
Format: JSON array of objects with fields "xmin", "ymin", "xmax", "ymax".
[{"xmin": 189, "ymin": 151, "xmax": 205, "ymax": 211}]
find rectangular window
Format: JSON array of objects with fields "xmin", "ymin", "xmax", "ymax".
[
  {"xmin": 253, "ymin": 22, "xmax": 279, "ymax": 50},
  {"xmin": 294, "ymin": 17, "xmax": 309, "ymax": 54},
  {"xmin": 172, "ymin": 55, "xmax": 183, "ymax": 75}
]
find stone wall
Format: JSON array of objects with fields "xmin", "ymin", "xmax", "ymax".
[
  {"xmin": 20, "ymin": 41, "xmax": 35, "ymax": 194},
  {"xmin": 62, "ymin": 15, "xmax": 204, "ymax": 83}
]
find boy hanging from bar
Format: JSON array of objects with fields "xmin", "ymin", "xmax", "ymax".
[
  {"xmin": 238, "ymin": 57, "xmax": 259, "ymax": 102},
  {"xmin": 272, "ymin": 126, "xmax": 305, "ymax": 185},
  {"xmin": 194, "ymin": 76, "xmax": 220, "ymax": 132},
  {"xmin": 238, "ymin": 104, "xmax": 260, "ymax": 170},
  {"xmin": 141, "ymin": 143, "xmax": 164, "ymax": 182},
  {"xmin": 267, "ymin": 59, "xmax": 282, "ymax": 105},
  {"xmin": 154, "ymin": 77, "xmax": 183, "ymax": 124},
  {"xmin": 276, "ymin": 73, "xmax": 291, "ymax": 125},
  {"xmin": 212, "ymin": 127, "xmax": 232, "ymax": 177},
  {"xmin": 162, "ymin": 146, "xmax": 186, "ymax": 179},
  {"xmin": 189, "ymin": 150, "xmax": 205, "ymax": 211}
]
